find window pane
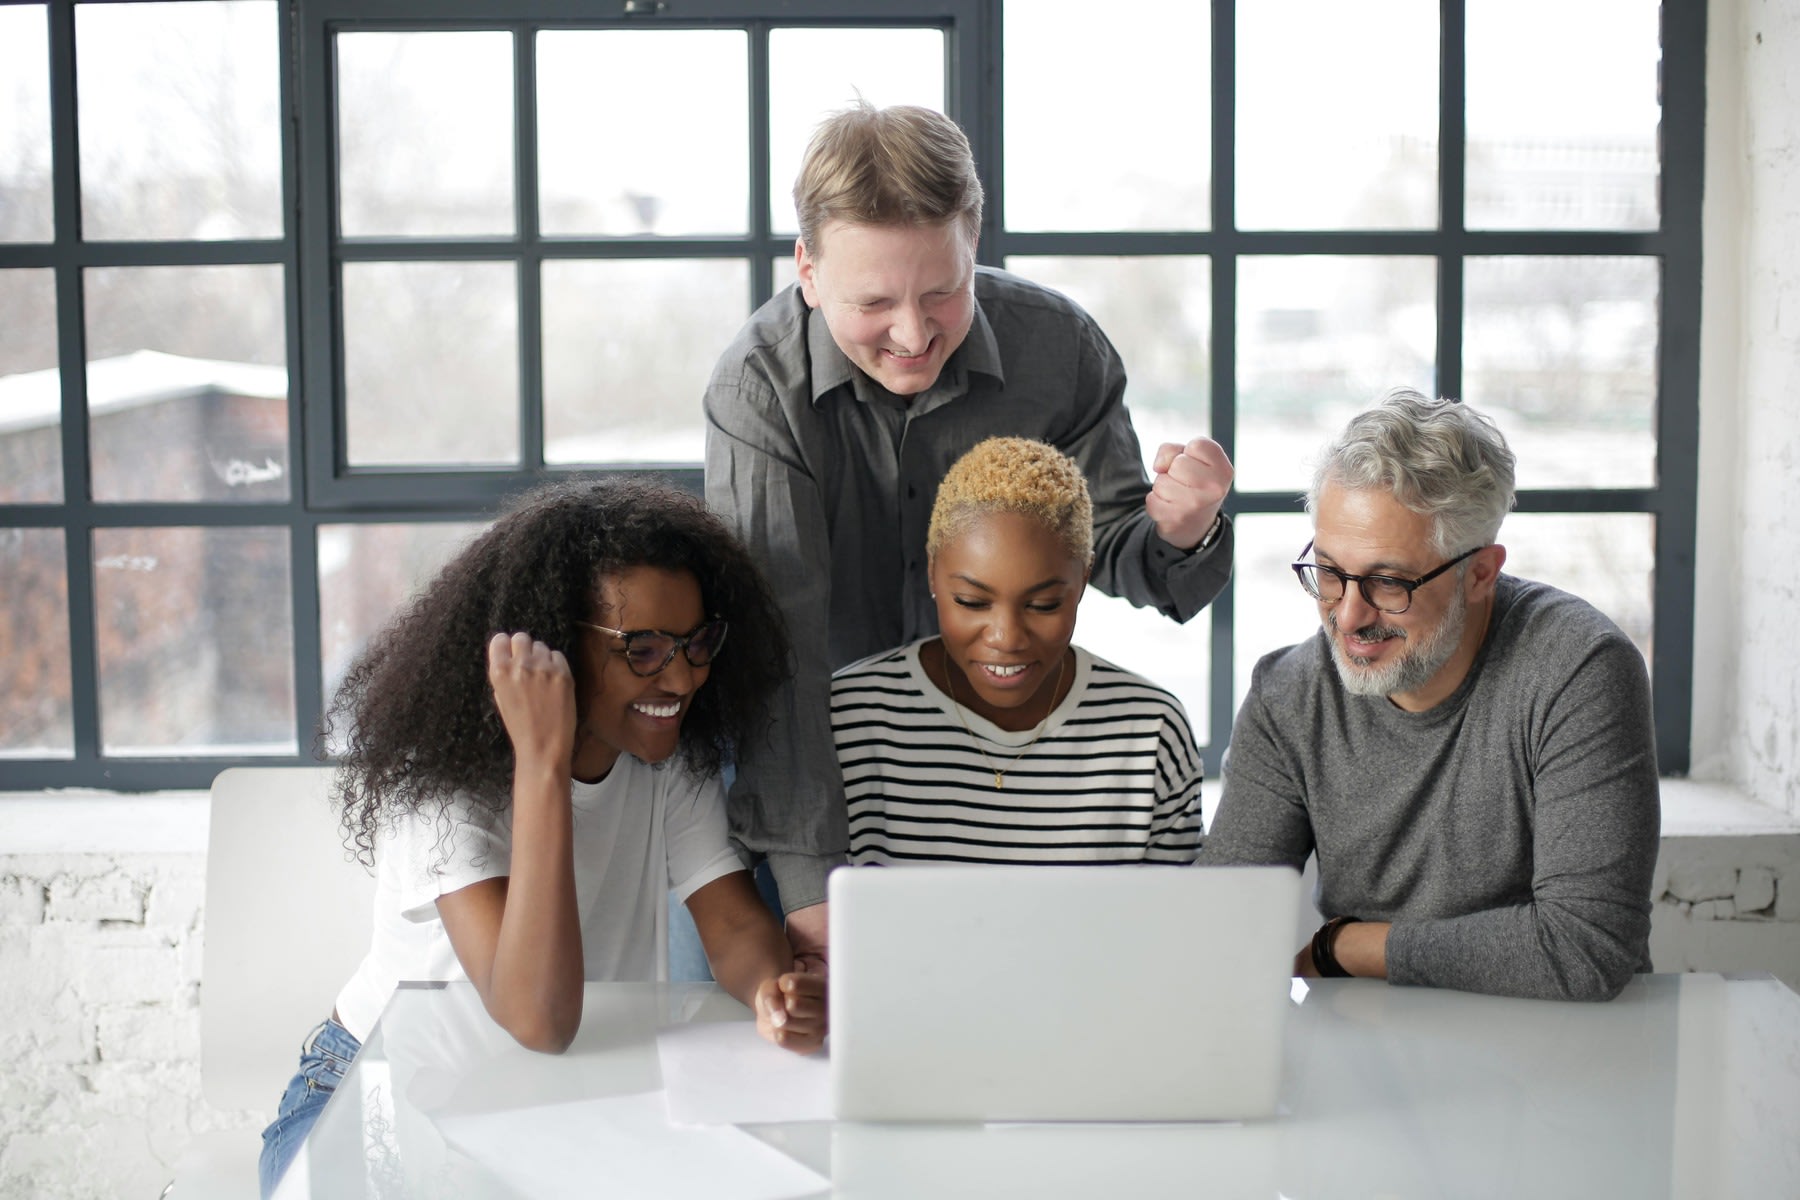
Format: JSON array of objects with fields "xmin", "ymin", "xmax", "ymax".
[
  {"xmin": 1236, "ymin": 0, "xmax": 1439, "ymax": 230},
  {"xmin": 767, "ymin": 28, "xmax": 945, "ymax": 236},
  {"xmin": 342, "ymin": 261, "xmax": 518, "ymax": 467},
  {"xmin": 1236, "ymin": 256, "xmax": 1436, "ymax": 492},
  {"xmin": 1232, "ymin": 512, "xmax": 1320, "ymax": 718},
  {"xmin": 93, "ymin": 526, "xmax": 295, "ymax": 755},
  {"xmin": 0, "ymin": 528, "xmax": 73, "ymax": 758},
  {"xmin": 318, "ymin": 521, "xmax": 485, "ymax": 732},
  {"xmin": 537, "ymin": 31, "xmax": 748, "ymax": 237},
  {"xmin": 0, "ymin": 268, "xmax": 62, "ymax": 502},
  {"xmin": 1077, "ymin": 587, "xmax": 1211, "ymax": 744},
  {"xmin": 0, "ymin": 5, "xmax": 53, "ymax": 243},
  {"xmin": 542, "ymin": 259, "xmax": 748, "ymax": 465},
  {"xmin": 1005, "ymin": 256, "xmax": 1211, "ymax": 447},
  {"xmin": 336, "ymin": 31, "xmax": 514, "ymax": 238},
  {"xmin": 1005, "ymin": 1, "xmax": 1209, "ymax": 232},
  {"xmin": 1504, "ymin": 513, "xmax": 1654, "ymax": 666},
  {"xmin": 1466, "ymin": 0, "xmax": 1660, "ymax": 231},
  {"xmin": 76, "ymin": 1, "xmax": 282, "ymax": 241},
  {"xmin": 1463, "ymin": 256, "xmax": 1659, "ymax": 489},
  {"xmin": 84, "ymin": 264, "xmax": 288, "ymax": 502}
]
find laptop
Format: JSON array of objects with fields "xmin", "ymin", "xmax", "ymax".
[{"xmin": 827, "ymin": 864, "xmax": 1302, "ymax": 1123}]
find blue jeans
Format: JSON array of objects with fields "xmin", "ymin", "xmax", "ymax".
[{"xmin": 259, "ymin": 1016, "xmax": 361, "ymax": 1198}]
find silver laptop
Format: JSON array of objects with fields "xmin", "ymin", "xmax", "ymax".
[{"xmin": 828, "ymin": 864, "xmax": 1302, "ymax": 1123}]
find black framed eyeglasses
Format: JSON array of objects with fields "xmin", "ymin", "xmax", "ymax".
[
  {"xmin": 575, "ymin": 617, "xmax": 729, "ymax": 677},
  {"xmin": 1291, "ymin": 542, "xmax": 1484, "ymax": 615}
]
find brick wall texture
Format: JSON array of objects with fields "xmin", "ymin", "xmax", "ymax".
[{"xmin": 0, "ymin": 853, "xmax": 264, "ymax": 1200}]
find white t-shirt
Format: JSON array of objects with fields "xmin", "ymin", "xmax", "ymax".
[{"xmin": 333, "ymin": 754, "xmax": 744, "ymax": 1041}]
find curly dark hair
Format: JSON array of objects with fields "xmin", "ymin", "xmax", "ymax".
[{"xmin": 326, "ymin": 476, "xmax": 791, "ymax": 862}]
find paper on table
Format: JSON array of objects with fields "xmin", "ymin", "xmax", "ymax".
[
  {"xmin": 434, "ymin": 1090, "xmax": 827, "ymax": 1200},
  {"xmin": 656, "ymin": 1020, "xmax": 832, "ymax": 1126}
]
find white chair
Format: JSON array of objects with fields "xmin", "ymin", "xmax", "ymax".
[{"xmin": 163, "ymin": 766, "xmax": 377, "ymax": 1198}]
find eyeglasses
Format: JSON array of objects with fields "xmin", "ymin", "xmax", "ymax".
[
  {"xmin": 575, "ymin": 617, "xmax": 729, "ymax": 677},
  {"xmin": 1291, "ymin": 541, "xmax": 1483, "ymax": 615}
]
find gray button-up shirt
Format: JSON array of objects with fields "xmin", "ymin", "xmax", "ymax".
[{"xmin": 704, "ymin": 266, "xmax": 1233, "ymax": 909}]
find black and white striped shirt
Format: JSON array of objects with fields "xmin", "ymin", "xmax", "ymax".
[{"xmin": 831, "ymin": 642, "xmax": 1204, "ymax": 866}]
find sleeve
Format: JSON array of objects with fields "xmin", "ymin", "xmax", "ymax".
[
  {"xmin": 386, "ymin": 795, "xmax": 513, "ymax": 923},
  {"xmin": 1383, "ymin": 636, "xmax": 1660, "ymax": 1001},
  {"xmin": 1067, "ymin": 319, "xmax": 1232, "ymax": 625},
  {"xmin": 1146, "ymin": 695, "xmax": 1206, "ymax": 864},
  {"xmin": 1196, "ymin": 675, "xmax": 1317, "ymax": 871},
  {"xmin": 702, "ymin": 361, "xmax": 849, "ymax": 913},
  {"xmin": 662, "ymin": 767, "xmax": 750, "ymax": 905}
]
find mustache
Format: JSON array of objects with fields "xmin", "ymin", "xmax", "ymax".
[{"xmin": 1328, "ymin": 611, "xmax": 1406, "ymax": 642}]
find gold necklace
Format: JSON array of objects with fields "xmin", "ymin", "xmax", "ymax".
[{"xmin": 938, "ymin": 647, "xmax": 1068, "ymax": 790}]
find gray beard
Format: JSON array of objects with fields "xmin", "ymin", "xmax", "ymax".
[{"xmin": 1327, "ymin": 595, "xmax": 1467, "ymax": 699}]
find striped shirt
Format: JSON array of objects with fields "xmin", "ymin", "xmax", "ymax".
[{"xmin": 831, "ymin": 641, "xmax": 1204, "ymax": 866}]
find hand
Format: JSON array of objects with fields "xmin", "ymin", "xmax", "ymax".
[
  {"xmin": 1293, "ymin": 944, "xmax": 1318, "ymax": 979},
  {"xmin": 487, "ymin": 632, "xmax": 576, "ymax": 771},
  {"xmin": 754, "ymin": 971, "xmax": 827, "ymax": 1055},
  {"xmin": 784, "ymin": 902, "xmax": 830, "ymax": 978},
  {"xmin": 1146, "ymin": 435, "xmax": 1233, "ymax": 550}
]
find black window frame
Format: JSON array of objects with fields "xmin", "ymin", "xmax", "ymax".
[{"xmin": 0, "ymin": 0, "xmax": 1703, "ymax": 790}]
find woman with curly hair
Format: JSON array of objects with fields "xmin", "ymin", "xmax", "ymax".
[
  {"xmin": 831, "ymin": 437, "xmax": 1204, "ymax": 868},
  {"xmin": 259, "ymin": 477, "xmax": 824, "ymax": 1198}
]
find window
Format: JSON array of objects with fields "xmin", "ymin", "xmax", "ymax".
[{"xmin": 0, "ymin": 0, "xmax": 1702, "ymax": 788}]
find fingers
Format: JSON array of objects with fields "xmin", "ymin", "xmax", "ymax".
[
  {"xmin": 487, "ymin": 632, "xmax": 576, "ymax": 765},
  {"xmin": 487, "ymin": 631, "xmax": 572, "ymax": 689},
  {"xmin": 1145, "ymin": 434, "xmax": 1234, "ymax": 549},
  {"xmin": 755, "ymin": 972, "xmax": 828, "ymax": 1054},
  {"xmin": 1153, "ymin": 436, "xmax": 1233, "ymax": 488}
]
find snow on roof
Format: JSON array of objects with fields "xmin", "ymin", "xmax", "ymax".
[{"xmin": 0, "ymin": 350, "xmax": 288, "ymax": 436}]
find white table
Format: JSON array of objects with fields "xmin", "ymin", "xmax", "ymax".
[{"xmin": 274, "ymin": 973, "xmax": 1800, "ymax": 1198}]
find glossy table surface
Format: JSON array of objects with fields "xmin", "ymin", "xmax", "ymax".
[{"xmin": 274, "ymin": 973, "xmax": 1800, "ymax": 1199}]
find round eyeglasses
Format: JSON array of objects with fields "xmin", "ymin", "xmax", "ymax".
[
  {"xmin": 1291, "ymin": 541, "xmax": 1483, "ymax": 615},
  {"xmin": 575, "ymin": 617, "xmax": 729, "ymax": 677}
]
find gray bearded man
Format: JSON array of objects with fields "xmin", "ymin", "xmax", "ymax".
[{"xmin": 1199, "ymin": 388, "xmax": 1659, "ymax": 1001}]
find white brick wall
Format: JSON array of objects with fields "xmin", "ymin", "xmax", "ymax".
[
  {"xmin": 1721, "ymin": 0, "xmax": 1800, "ymax": 818},
  {"xmin": 0, "ymin": 852, "xmax": 264, "ymax": 1200}
]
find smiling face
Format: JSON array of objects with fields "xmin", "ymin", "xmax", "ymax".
[
  {"xmin": 1310, "ymin": 481, "xmax": 1501, "ymax": 712},
  {"xmin": 570, "ymin": 565, "xmax": 710, "ymax": 781},
  {"xmin": 796, "ymin": 218, "xmax": 977, "ymax": 398},
  {"xmin": 927, "ymin": 510, "xmax": 1088, "ymax": 732}
]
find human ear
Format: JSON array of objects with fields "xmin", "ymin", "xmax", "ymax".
[
  {"xmin": 796, "ymin": 238, "xmax": 821, "ymax": 308},
  {"xmin": 1467, "ymin": 544, "xmax": 1507, "ymax": 600}
]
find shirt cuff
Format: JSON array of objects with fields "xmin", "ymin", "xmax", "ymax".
[
  {"xmin": 1153, "ymin": 512, "xmax": 1227, "ymax": 559},
  {"xmin": 764, "ymin": 850, "xmax": 847, "ymax": 913}
]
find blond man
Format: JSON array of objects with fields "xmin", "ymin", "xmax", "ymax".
[{"xmin": 704, "ymin": 103, "xmax": 1233, "ymax": 960}]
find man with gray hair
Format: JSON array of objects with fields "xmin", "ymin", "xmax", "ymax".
[{"xmin": 1199, "ymin": 389, "xmax": 1659, "ymax": 1001}]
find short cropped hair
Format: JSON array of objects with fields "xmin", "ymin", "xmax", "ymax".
[
  {"xmin": 927, "ymin": 437, "xmax": 1094, "ymax": 565},
  {"xmin": 794, "ymin": 101, "xmax": 984, "ymax": 255},
  {"xmin": 1308, "ymin": 388, "xmax": 1517, "ymax": 557}
]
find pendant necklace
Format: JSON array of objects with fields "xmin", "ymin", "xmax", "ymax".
[{"xmin": 940, "ymin": 648, "xmax": 1068, "ymax": 790}]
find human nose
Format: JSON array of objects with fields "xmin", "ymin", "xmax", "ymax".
[
  {"xmin": 1333, "ymin": 578, "xmax": 1383, "ymax": 630},
  {"xmin": 657, "ymin": 649, "xmax": 700, "ymax": 693},
  {"xmin": 889, "ymin": 301, "xmax": 930, "ymax": 354},
  {"xmin": 983, "ymin": 607, "xmax": 1029, "ymax": 650}
]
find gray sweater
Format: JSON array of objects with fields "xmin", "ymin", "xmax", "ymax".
[{"xmin": 1200, "ymin": 574, "xmax": 1659, "ymax": 1001}]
